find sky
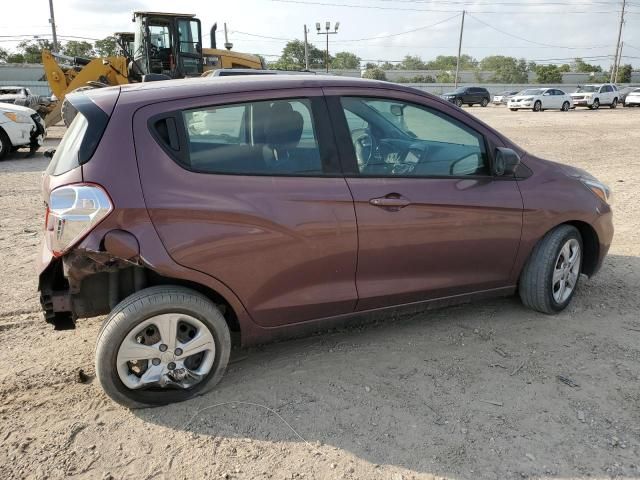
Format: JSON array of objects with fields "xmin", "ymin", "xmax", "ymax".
[{"xmin": 1, "ymin": 0, "xmax": 639, "ymax": 68}]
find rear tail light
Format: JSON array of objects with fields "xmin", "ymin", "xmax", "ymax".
[{"xmin": 45, "ymin": 184, "xmax": 113, "ymax": 256}]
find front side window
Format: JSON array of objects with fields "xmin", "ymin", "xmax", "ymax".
[
  {"xmin": 340, "ymin": 97, "xmax": 488, "ymax": 177},
  {"xmin": 180, "ymin": 98, "xmax": 323, "ymax": 175}
]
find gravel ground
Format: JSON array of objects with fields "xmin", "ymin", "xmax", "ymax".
[{"xmin": 0, "ymin": 107, "xmax": 639, "ymax": 480}]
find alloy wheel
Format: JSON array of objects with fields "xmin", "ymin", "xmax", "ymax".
[{"xmin": 552, "ymin": 238, "xmax": 581, "ymax": 304}]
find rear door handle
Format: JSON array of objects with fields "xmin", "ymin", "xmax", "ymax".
[{"xmin": 369, "ymin": 194, "xmax": 411, "ymax": 209}]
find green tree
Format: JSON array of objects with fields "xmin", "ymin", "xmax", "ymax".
[
  {"xmin": 6, "ymin": 53, "xmax": 25, "ymax": 63},
  {"xmin": 380, "ymin": 61, "xmax": 396, "ymax": 70},
  {"xmin": 572, "ymin": 58, "xmax": 602, "ymax": 73},
  {"xmin": 331, "ymin": 51, "xmax": 360, "ymax": 69},
  {"xmin": 479, "ymin": 56, "xmax": 528, "ymax": 83},
  {"xmin": 436, "ymin": 71, "xmax": 455, "ymax": 83},
  {"xmin": 16, "ymin": 39, "xmax": 55, "ymax": 63},
  {"xmin": 427, "ymin": 54, "xmax": 477, "ymax": 70},
  {"xmin": 94, "ymin": 36, "xmax": 118, "ymax": 57},
  {"xmin": 0, "ymin": 47, "xmax": 8, "ymax": 62},
  {"xmin": 398, "ymin": 55, "xmax": 426, "ymax": 70},
  {"xmin": 63, "ymin": 41, "xmax": 95, "ymax": 58},
  {"xmin": 272, "ymin": 40, "xmax": 326, "ymax": 70},
  {"xmin": 362, "ymin": 67, "xmax": 386, "ymax": 80},
  {"xmin": 533, "ymin": 64, "xmax": 562, "ymax": 83},
  {"xmin": 618, "ymin": 64, "xmax": 633, "ymax": 83}
]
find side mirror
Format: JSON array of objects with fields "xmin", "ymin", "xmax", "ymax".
[{"xmin": 493, "ymin": 147, "xmax": 520, "ymax": 176}]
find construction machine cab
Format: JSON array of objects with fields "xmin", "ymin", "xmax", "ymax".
[{"xmin": 132, "ymin": 11, "xmax": 203, "ymax": 78}]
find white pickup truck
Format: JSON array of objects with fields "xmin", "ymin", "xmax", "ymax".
[{"xmin": 570, "ymin": 83, "xmax": 619, "ymax": 110}]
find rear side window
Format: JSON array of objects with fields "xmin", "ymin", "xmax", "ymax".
[
  {"xmin": 179, "ymin": 98, "xmax": 324, "ymax": 175},
  {"xmin": 46, "ymin": 114, "xmax": 88, "ymax": 176}
]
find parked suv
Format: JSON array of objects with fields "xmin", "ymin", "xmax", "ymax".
[
  {"xmin": 39, "ymin": 76, "xmax": 613, "ymax": 408},
  {"xmin": 441, "ymin": 86, "xmax": 491, "ymax": 107},
  {"xmin": 570, "ymin": 83, "xmax": 619, "ymax": 109},
  {"xmin": 0, "ymin": 102, "xmax": 46, "ymax": 159}
]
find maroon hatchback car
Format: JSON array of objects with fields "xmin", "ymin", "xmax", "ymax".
[{"xmin": 38, "ymin": 76, "xmax": 613, "ymax": 407}]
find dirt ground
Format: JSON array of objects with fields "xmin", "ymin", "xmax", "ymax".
[{"xmin": 0, "ymin": 106, "xmax": 639, "ymax": 480}]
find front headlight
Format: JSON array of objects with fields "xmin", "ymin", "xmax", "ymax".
[
  {"xmin": 582, "ymin": 179, "xmax": 611, "ymax": 204},
  {"xmin": 3, "ymin": 112, "xmax": 32, "ymax": 124},
  {"xmin": 522, "ymin": 97, "xmax": 534, "ymax": 101}
]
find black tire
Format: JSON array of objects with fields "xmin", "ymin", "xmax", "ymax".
[
  {"xmin": 533, "ymin": 100, "xmax": 542, "ymax": 112},
  {"xmin": 481, "ymin": 98, "xmax": 489, "ymax": 107},
  {"xmin": 561, "ymin": 101, "xmax": 570, "ymax": 111},
  {"xmin": 455, "ymin": 98, "xmax": 463, "ymax": 107},
  {"xmin": 0, "ymin": 128, "xmax": 11, "ymax": 160},
  {"xmin": 592, "ymin": 98, "xmax": 600, "ymax": 110},
  {"xmin": 509, "ymin": 108, "xmax": 518, "ymax": 111},
  {"xmin": 519, "ymin": 225, "xmax": 583, "ymax": 314},
  {"xmin": 95, "ymin": 286, "xmax": 231, "ymax": 409},
  {"xmin": 610, "ymin": 98, "xmax": 618, "ymax": 109}
]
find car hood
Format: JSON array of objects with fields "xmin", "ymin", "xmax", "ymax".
[
  {"xmin": 570, "ymin": 92, "xmax": 593, "ymax": 96},
  {"xmin": 0, "ymin": 102, "xmax": 36, "ymax": 114},
  {"xmin": 510, "ymin": 95, "xmax": 536, "ymax": 100},
  {"xmin": 441, "ymin": 92, "xmax": 460, "ymax": 96}
]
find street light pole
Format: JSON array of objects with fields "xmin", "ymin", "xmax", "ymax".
[{"xmin": 316, "ymin": 21, "xmax": 339, "ymax": 73}]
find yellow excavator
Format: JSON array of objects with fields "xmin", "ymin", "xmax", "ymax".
[{"xmin": 42, "ymin": 11, "xmax": 264, "ymax": 126}]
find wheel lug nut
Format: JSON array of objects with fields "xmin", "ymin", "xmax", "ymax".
[
  {"xmin": 175, "ymin": 348, "xmax": 183, "ymax": 356},
  {"xmin": 152, "ymin": 358, "xmax": 161, "ymax": 366},
  {"xmin": 167, "ymin": 362, "xmax": 176, "ymax": 370},
  {"xmin": 159, "ymin": 344, "xmax": 168, "ymax": 352}
]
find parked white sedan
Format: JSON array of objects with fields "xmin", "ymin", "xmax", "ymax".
[
  {"xmin": 508, "ymin": 88, "xmax": 573, "ymax": 112},
  {"xmin": 623, "ymin": 88, "xmax": 640, "ymax": 107}
]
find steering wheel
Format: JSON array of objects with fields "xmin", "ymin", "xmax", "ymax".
[{"xmin": 351, "ymin": 128, "xmax": 377, "ymax": 170}]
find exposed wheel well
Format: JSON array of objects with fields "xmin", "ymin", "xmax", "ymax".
[{"xmin": 562, "ymin": 221, "xmax": 600, "ymax": 277}]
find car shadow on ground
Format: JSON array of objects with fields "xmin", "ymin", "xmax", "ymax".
[{"xmin": 134, "ymin": 254, "xmax": 640, "ymax": 478}]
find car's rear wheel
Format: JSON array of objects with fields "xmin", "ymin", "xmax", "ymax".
[
  {"xmin": 95, "ymin": 286, "xmax": 231, "ymax": 408},
  {"xmin": 610, "ymin": 98, "xmax": 618, "ymax": 109},
  {"xmin": 481, "ymin": 98, "xmax": 489, "ymax": 107},
  {"xmin": 533, "ymin": 101, "xmax": 542, "ymax": 112},
  {"xmin": 0, "ymin": 128, "xmax": 11, "ymax": 161},
  {"xmin": 519, "ymin": 225, "xmax": 583, "ymax": 314},
  {"xmin": 561, "ymin": 101, "xmax": 570, "ymax": 111}
]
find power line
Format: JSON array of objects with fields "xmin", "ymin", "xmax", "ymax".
[
  {"xmin": 337, "ymin": 13, "xmax": 461, "ymax": 42},
  {"xmin": 467, "ymin": 13, "xmax": 612, "ymax": 49},
  {"xmin": 270, "ymin": 0, "xmax": 631, "ymax": 14}
]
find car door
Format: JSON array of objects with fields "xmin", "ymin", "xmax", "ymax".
[
  {"xmin": 599, "ymin": 85, "xmax": 611, "ymax": 104},
  {"xmin": 325, "ymin": 89, "xmax": 524, "ymax": 310},
  {"xmin": 133, "ymin": 89, "xmax": 358, "ymax": 327}
]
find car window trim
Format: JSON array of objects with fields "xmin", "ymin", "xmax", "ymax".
[
  {"xmin": 325, "ymin": 93, "xmax": 502, "ymax": 180},
  {"xmin": 147, "ymin": 95, "xmax": 343, "ymax": 178}
]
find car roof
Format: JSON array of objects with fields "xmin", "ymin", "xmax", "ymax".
[{"xmin": 115, "ymin": 75, "xmax": 434, "ymax": 104}]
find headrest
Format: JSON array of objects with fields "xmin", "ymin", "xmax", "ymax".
[{"xmin": 265, "ymin": 101, "xmax": 304, "ymax": 149}]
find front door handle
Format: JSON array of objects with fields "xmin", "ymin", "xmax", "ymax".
[{"xmin": 369, "ymin": 194, "xmax": 411, "ymax": 210}]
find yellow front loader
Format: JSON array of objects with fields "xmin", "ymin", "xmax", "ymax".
[
  {"xmin": 41, "ymin": 50, "xmax": 130, "ymax": 126},
  {"xmin": 41, "ymin": 12, "xmax": 264, "ymax": 127}
]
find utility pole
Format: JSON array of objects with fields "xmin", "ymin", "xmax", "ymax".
[
  {"xmin": 316, "ymin": 21, "xmax": 339, "ymax": 73},
  {"xmin": 454, "ymin": 10, "xmax": 465, "ymax": 88},
  {"xmin": 614, "ymin": 41, "xmax": 624, "ymax": 83},
  {"xmin": 48, "ymin": 0, "xmax": 58, "ymax": 52},
  {"xmin": 610, "ymin": 0, "xmax": 626, "ymax": 83},
  {"xmin": 303, "ymin": 25, "xmax": 310, "ymax": 70}
]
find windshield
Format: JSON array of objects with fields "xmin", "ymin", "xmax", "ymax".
[
  {"xmin": 451, "ymin": 87, "xmax": 467, "ymax": 94},
  {"xmin": 520, "ymin": 89, "xmax": 543, "ymax": 96},
  {"xmin": 576, "ymin": 86, "xmax": 598, "ymax": 93}
]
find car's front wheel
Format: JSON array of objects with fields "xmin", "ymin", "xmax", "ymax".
[
  {"xmin": 0, "ymin": 128, "xmax": 12, "ymax": 161},
  {"xmin": 95, "ymin": 286, "xmax": 231, "ymax": 408},
  {"xmin": 591, "ymin": 99, "xmax": 600, "ymax": 110},
  {"xmin": 561, "ymin": 101, "xmax": 570, "ymax": 111},
  {"xmin": 519, "ymin": 225, "xmax": 583, "ymax": 314},
  {"xmin": 455, "ymin": 98, "xmax": 463, "ymax": 107},
  {"xmin": 509, "ymin": 108, "xmax": 518, "ymax": 111},
  {"xmin": 533, "ymin": 100, "xmax": 542, "ymax": 112}
]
